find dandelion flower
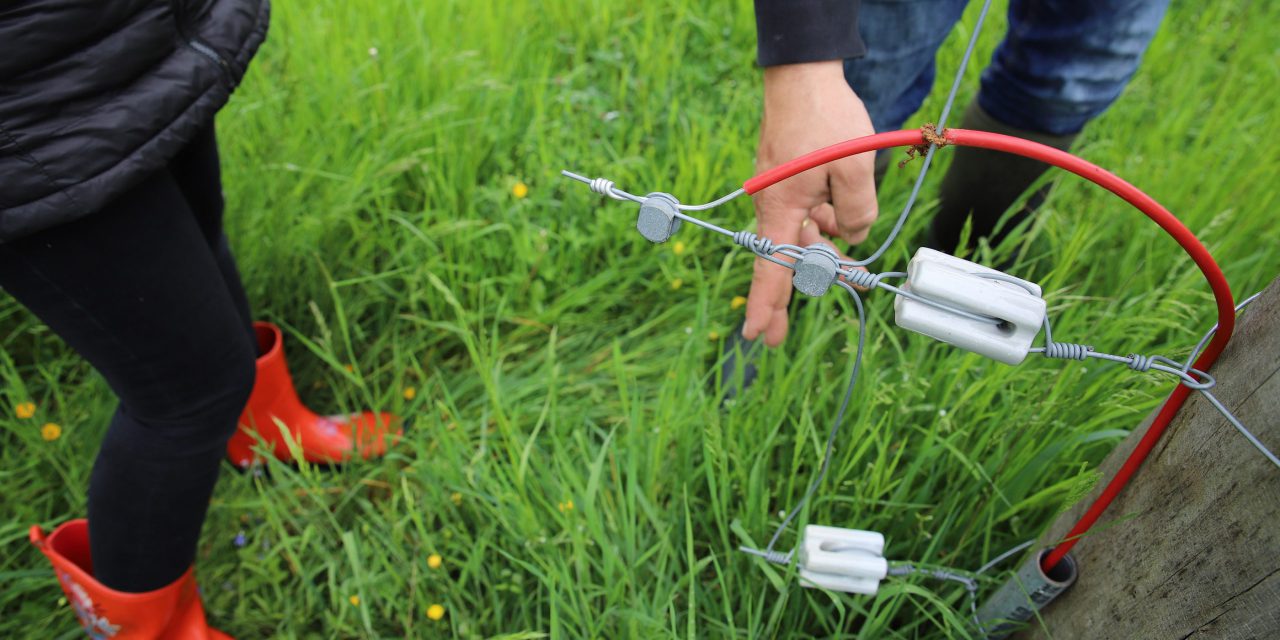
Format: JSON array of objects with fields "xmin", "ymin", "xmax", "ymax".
[
  {"xmin": 427, "ymin": 604, "xmax": 445, "ymax": 621},
  {"xmin": 670, "ymin": 278, "xmax": 683, "ymax": 291},
  {"xmin": 403, "ymin": 387, "xmax": 417, "ymax": 401},
  {"xmin": 512, "ymin": 182, "xmax": 529, "ymax": 199},
  {"xmin": 41, "ymin": 423, "xmax": 61, "ymax": 441},
  {"xmin": 349, "ymin": 595, "xmax": 360, "ymax": 606},
  {"xmin": 731, "ymin": 295, "xmax": 747, "ymax": 310},
  {"xmin": 450, "ymin": 492, "xmax": 462, "ymax": 506},
  {"xmin": 427, "ymin": 554, "xmax": 442, "ymax": 569},
  {"xmin": 15, "ymin": 402, "xmax": 36, "ymax": 419},
  {"xmin": 673, "ymin": 241, "xmax": 686, "ymax": 256}
]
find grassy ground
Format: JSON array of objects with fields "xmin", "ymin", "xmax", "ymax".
[{"xmin": 3, "ymin": 0, "xmax": 1278, "ymax": 637}]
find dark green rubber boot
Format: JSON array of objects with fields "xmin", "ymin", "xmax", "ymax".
[{"xmin": 925, "ymin": 103, "xmax": 1078, "ymax": 254}]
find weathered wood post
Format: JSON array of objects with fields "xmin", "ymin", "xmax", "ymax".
[{"xmin": 1011, "ymin": 276, "xmax": 1280, "ymax": 638}]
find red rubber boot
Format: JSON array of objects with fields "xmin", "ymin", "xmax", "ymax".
[
  {"xmin": 226, "ymin": 322, "xmax": 400, "ymax": 467},
  {"xmin": 30, "ymin": 520, "xmax": 231, "ymax": 639}
]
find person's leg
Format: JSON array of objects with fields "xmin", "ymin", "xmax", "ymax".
[
  {"xmin": 929, "ymin": 0, "xmax": 1171, "ymax": 253},
  {"xmin": 845, "ymin": 0, "xmax": 971, "ymax": 183},
  {"xmin": 0, "ymin": 167, "xmax": 256, "ymax": 592},
  {"xmin": 168, "ymin": 124, "xmax": 255, "ymax": 341},
  {"xmin": 845, "ymin": 0, "xmax": 971, "ymax": 133}
]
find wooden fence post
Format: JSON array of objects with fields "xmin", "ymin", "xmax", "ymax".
[{"xmin": 1013, "ymin": 276, "xmax": 1280, "ymax": 638}]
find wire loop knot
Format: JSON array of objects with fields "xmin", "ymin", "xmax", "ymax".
[
  {"xmin": 1042, "ymin": 341, "xmax": 1091, "ymax": 361},
  {"xmin": 733, "ymin": 231, "xmax": 776, "ymax": 255},
  {"xmin": 1127, "ymin": 353, "xmax": 1154, "ymax": 372},
  {"xmin": 843, "ymin": 269, "xmax": 885, "ymax": 290},
  {"xmin": 588, "ymin": 177, "xmax": 626, "ymax": 200}
]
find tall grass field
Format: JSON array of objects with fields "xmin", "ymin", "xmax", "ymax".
[{"xmin": 3, "ymin": 0, "xmax": 1278, "ymax": 637}]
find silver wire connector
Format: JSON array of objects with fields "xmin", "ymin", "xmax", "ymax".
[
  {"xmin": 797, "ymin": 525, "xmax": 888, "ymax": 595},
  {"xmin": 793, "ymin": 244, "xmax": 841, "ymax": 297},
  {"xmin": 635, "ymin": 192, "xmax": 682, "ymax": 244}
]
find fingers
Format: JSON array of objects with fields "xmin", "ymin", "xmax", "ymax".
[
  {"xmin": 829, "ymin": 153, "xmax": 879, "ymax": 246},
  {"xmin": 798, "ymin": 218, "xmax": 845, "ymax": 256},
  {"xmin": 743, "ymin": 199, "xmax": 807, "ymax": 347},
  {"xmin": 808, "ymin": 203, "xmax": 841, "ymax": 239}
]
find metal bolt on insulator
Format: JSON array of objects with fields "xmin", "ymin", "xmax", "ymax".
[
  {"xmin": 793, "ymin": 243, "xmax": 840, "ymax": 297},
  {"xmin": 636, "ymin": 193, "xmax": 682, "ymax": 243}
]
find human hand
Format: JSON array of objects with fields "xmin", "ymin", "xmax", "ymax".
[{"xmin": 744, "ymin": 60, "xmax": 878, "ymax": 347}]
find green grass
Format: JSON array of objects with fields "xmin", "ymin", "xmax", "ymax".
[{"xmin": 3, "ymin": 0, "xmax": 1278, "ymax": 637}]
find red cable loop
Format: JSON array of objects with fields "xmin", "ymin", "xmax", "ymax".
[{"xmin": 743, "ymin": 128, "xmax": 1235, "ymax": 573}]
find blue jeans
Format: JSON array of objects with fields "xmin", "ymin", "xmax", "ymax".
[{"xmin": 845, "ymin": 0, "xmax": 1171, "ymax": 136}]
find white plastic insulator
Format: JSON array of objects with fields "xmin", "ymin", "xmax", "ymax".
[
  {"xmin": 797, "ymin": 525, "xmax": 888, "ymax": 596},
  {"xmin": 894, "ymin": 247, "xmax": 1046, "ymax": 365}
]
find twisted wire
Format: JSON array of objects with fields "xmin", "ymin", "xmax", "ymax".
[
  {"xmin": 589, "ymin": 177, "xmax": 618, "ymax": 198},
  {"xmin": 739, "ymin": 547, "xmax": 794, "ymax": 565},
  {"xmin": 1037, "ymin": 341, "xmax": 1091, "ymax": 360},
  {"xmin": 1127, "ymin": 353, "xmax": 1154, "ymax": 372},
  {"xmin": 732, "ymin": 230, "xmax": 776, "ymax": 255},
  {"xmin": 559, "ymin": 170, "xmax": 643, "ymax": 203},
  {"xmin": 842, "ymin": 269, "xmax": 887, "ymax": 290}
]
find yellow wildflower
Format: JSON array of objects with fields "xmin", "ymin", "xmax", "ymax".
[
  {"xmin": 558, "ymin": 499, "xmax": 575, "ymax": 513},
  {"xmin": 15, "ymin": 402, "xmax": 36, "ymax": 419},
  {"xmin": 41, "ymin": 423, "xmax": 61, "ymax": 441},
  {"xmin": 427, "ymin": 604, "xmax": 445, "ymax": 621},
  {"xmin": 512, "ymin": 182, "xmax": 529, "ymax": 199},
  {"xmin": 673, "ymin": 241, "xmax": 686, "ymax": 256},
  {"xmin": 450, "ymin": 492, "xmax": 462, "ymax": 506},
  {"xmin": 403, "ymin": 387, "xmax": 416, "ymax": 401},
  {"xmin": 349, "ymin": 595, "xmax": 360, "ymax": 606},
  {"xmin": 708, "ymin": 331, "xmax": 720, "ymax": 341},
  {"xmin": 670, "ymin": 278, "xmax": 683, "ymax": 291},
  {"xmin": 427, "ymin": 553, "xmax": 442, "ymax": 569},
  {"xmin": 731, "ymin": 295, "xmax": 747, "ymax": 310}
]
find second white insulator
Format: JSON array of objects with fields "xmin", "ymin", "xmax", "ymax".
[{"xmin": 797, "ymin": 525, "xmax": 888, "ymax": 596}]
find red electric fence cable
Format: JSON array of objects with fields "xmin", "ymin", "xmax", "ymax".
[{"xmin": 743, "ymin": 128, "xmax": 1236, "ymax": 574}]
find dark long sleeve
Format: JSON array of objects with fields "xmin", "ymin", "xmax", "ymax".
[{"xmin": 754, "ymin": 0, "xmax": 865, "ymax": 66}]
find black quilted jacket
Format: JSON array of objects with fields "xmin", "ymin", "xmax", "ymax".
[{"xmin": 0, "ymin": 0, "xmax": 269, "ymax": 241}]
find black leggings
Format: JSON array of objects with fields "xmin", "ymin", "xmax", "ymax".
[{"xmin": 0, "ymin": 126, "xmax": 255, "ymax": 592}]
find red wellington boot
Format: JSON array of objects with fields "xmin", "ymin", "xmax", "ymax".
[
  {"xmin": 30, "ymin": 520, "xmax": 231, "ymax": 639},
  {"xmin": 226, "ymin": 322, "xmax": 401, "ymax": 467}
]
